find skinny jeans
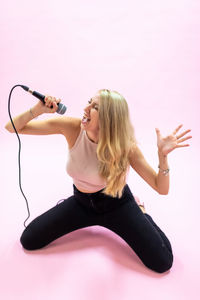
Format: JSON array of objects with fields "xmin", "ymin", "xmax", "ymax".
[{"xmin": 20, "ymin": 184, "xmax": 173, "ymax": 273}]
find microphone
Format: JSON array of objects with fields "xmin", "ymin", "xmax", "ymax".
[{"xmin": 20, "ymin": 85, "xmax": 67, "ymax": 115}]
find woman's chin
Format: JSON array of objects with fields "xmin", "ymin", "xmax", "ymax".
[{"xmin": 81, "ymin": 122, "xmax": 89, "ymax": 130}]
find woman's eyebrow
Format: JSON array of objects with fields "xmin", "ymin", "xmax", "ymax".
[{"xmin": 90, "ymin": 98, "xmax": 99, "ymax": 106}]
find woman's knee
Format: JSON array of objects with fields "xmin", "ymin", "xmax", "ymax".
[
  {"xmin": 146, "ymin": 252, "xmax": 174, "ymax": 273},
  {"xmin": 20, "ymin": 230, "xmax": 35, "ymax": 251},
  {"xmin": 20, "ymin": 226, "xmax": 45, "ymax": 251}
]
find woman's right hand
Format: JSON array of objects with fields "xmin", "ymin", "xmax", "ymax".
[{"xmin": 32, "ymin": 95, "xmax": 62, "ymax": 115}]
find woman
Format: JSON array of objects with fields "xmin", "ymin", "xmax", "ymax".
[{"xmin": 5, "ymin": 89, "xmax": 192, "ymax": 273}]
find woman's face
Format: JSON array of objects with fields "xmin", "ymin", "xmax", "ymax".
[{"xmin": 81, "ymin": 92, "xmax": 100, "ymax": 132}]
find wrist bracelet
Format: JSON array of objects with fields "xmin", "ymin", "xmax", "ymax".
[
  {"xmin": 29, "ymin": 108, "xmax": 34, "ymax": 118},
  {"xmin": 158, "ymin": 165, "xmax": 170, "ymax": 176},
  {"xmin": 30, "ymin": 108, "xmax": 38, "ymax": 119}
]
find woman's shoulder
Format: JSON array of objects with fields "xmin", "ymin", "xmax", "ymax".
[
  {"xmin": 62, "ymin": 117, "xmax": 82, "ymax": 149},
  {"xmin": 61, "ymin": 116, "xmax": 81, "ymax": 130}
]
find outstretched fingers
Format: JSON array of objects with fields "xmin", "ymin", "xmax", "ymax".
[
  {"xmin": 173, "ymin": 124, "xmax": 183, "ymax": 135},
  {"xmin": 177, "ymin": 135, "xmax": 192, "ymax": 144}
]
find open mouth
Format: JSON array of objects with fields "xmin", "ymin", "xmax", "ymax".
[{"xmin": 81, "ymin": 116, "xmax": 91, "ymax": 125}]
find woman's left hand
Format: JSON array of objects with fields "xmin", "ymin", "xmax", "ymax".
[{"xmin": 155, "ymin": 124, "xmax": 192, "ymax": 156}]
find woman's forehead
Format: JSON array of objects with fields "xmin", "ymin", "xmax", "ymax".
[{"xmin": 92, "ymin": 93, "xmax": 100, "ymax": 103}]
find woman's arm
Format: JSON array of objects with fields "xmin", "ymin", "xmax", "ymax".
[
  {"xmin": 156, "ymin": 151, "xmax": 169, "ymax": 195},
  {"xmin": 128, "ymin": 146, "xmax": 169, "ymax": 195},
  {"xmin": 4, "ymin": 105, "xmax": 42, "ymax": 132},
  {"xmin": 155, "ymin": 124, "xmax": 192, "ymax": 194},
  {"xmin": 128, "ymin": 146, "xmax": 161, "ymax": 194},
  {"xmin": 129, "ymin": 125, "xmax": 192, "ymax": 196},
  {"xmin": 4, "ymin": 96, "xmax": 61, "ymax": 133}
]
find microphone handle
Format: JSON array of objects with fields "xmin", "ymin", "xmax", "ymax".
[
  {"xmin": 32, "ymin": 91, "xmax": 53, "ymax": 108},
  {"xmin": 20, "ymin": 85, "xmax": 67, "ymax": 114},
  {"xmin": 21, "ymin": 86, "xmax": 53, "ymax": 108}
]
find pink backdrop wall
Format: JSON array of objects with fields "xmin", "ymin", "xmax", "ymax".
[{"xmin": 1, "ymin": 1, "xmax": 199, "ymax": 299}]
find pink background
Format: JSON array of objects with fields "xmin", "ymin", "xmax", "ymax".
[{"xmin": 1, "ymin": 0, "xmax": 199, "ymax": 299}]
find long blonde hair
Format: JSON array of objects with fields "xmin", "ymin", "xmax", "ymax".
[{"xmin": 97, "ymin": 89, "xmax": 138, "ymax": 198}]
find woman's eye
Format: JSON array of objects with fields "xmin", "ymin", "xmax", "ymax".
[{"xmin": 88, "ymin": 100, "xmax": 98, "ymax": 110}]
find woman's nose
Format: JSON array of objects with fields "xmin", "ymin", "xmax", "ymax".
[
  {"xmin": 84, "ymin": 106, "xmax": 89, "ymax": 112},
  {"xmin": 84, "ymin": 104, "xmax": 91, "ymax": 112}
]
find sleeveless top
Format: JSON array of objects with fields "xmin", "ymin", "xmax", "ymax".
[{"xmin": 66, "ymin": 127, "xmax": 107, "ymax": 192}]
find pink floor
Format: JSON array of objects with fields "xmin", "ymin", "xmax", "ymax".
[{"xmin": 1, "ymin": 0, "xmax": 200, "ymax": 299}]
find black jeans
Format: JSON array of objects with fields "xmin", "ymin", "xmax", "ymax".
[{"xmin": 20, "ymin": 184, "xmax": 173, "ymax": 273}]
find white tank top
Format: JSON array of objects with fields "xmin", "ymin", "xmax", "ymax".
[{"xmin": 66, "ymin": 127, "xmax": 107, "ymax": 192}]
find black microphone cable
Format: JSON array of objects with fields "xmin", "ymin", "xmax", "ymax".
[
  {"xmin": 8, "ymin": 84, "xmax": 67, "ymax": 228},
  {"xmin": 8, "ymin": 84, "xmax": 31, "ymax": 228}
]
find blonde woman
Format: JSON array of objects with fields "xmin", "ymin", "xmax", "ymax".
[{"xmin": 5, "ymin": 89, "xmax": 192, "ymax": 273}]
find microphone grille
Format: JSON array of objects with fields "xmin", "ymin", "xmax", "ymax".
[{"xmin": 57, "ymin": 103, "xmax": 67, "ymax": 115}]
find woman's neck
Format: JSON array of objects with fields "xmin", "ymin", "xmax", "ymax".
[{"xmin": 86, "ymin": 130, "xmax": 99, "ymax": 144}]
